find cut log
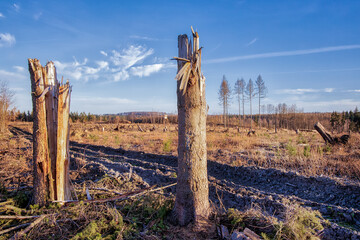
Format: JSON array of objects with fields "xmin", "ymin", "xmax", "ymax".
[{"xmin": 314, "ymin": 122, "xmax": 334, "ymax": 145}]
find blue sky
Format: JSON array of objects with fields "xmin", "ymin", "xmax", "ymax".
[{"xmin": 0, "ymin": 0, "xmax": 359, "ymax": 114}]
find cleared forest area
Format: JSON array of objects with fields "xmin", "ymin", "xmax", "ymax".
[{"xmin": 0, "ymin": 121, "xmax": 359, "ymax": 239}]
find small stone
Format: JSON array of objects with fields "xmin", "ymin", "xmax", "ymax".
[
  {"xmin": 220, "ymin": 225, "xmax": 230, "ymax": 239},
  {"xmin": 231, "ymin": 230, "xmax": 248, "ymax": 240}
]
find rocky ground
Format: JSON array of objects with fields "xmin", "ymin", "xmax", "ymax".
[{"xmin": 5, "ymin": 125, "xmax": 360, "ymax": 239}]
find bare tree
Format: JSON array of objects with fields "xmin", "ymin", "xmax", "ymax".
[
  {"xmin": 0, "ymin": 81, "xmax": 14, "ymax": 133},
  {"xmin": 173, "ymin": 29, "xmax": 209, "ymax": 225},
  {"xmin": 234, "ymin": 78, "xmax": 245, "ymax": 128},
  {"xmin": 255, "ymin": 75, "xmax": 267, "ymax": 128},
  {"xmin": 219, "ymin": 75, "xmax": 231, "ymax": 128},
  {"xmin": 246, "ymin": 78, "xmax": 256, "ymax": 130},
  {"xmin": 266, "ymin": 104, "xmax": 275, "ymax": 129}
]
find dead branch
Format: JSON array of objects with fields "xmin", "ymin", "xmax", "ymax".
[
  {"xmin": 54, "ymin": 182, "xmax": 177, "ymax": 204},
  {"xmin": 0, "ymin": 223, "xmax": 30, "ymax": 235},
  {"xmin": 86, "ymin": 187, "xmax": 123, "ymax": 195},
  {"xmin": 0, "ymin": 215, "xmax": 42, "ymax": 219},
  {"xmin": 9, "ymin": 214, "xmax": 47, "ymax": 240}
]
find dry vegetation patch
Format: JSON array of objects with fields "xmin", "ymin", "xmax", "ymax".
[{"xmin": 1, "ymin": 123, "xmax": 359, "ymax": 239}]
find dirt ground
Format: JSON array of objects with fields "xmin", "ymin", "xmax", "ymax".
[{"xmin": 1, "ymin": 122, "xmax": 359, "ymax": 239}]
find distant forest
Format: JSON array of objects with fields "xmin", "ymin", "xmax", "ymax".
[{"xmin": 12, "ymin": 107, "xmax": 360, "ymax": 133}]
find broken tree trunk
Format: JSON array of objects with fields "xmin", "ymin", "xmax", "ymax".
[
  {"xmin": 29, "ymin": 59, "xmax": 49, "ymax": 206},
  {"xmin": 314, "ymin": 122, "xmax": 334, "ymax": 144},
  {"xmin": 29, "ymin": 59, "xmax": 72, "ymax": 205},
  {"xmin": 173, "ymin": 28, "xmax": 210, "ymax": 226}
]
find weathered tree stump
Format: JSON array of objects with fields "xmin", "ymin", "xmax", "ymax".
[
  {"xmin": 314, "ymin": 122, "xmax": 350, "ymax": 145},
  {"xmin": 29, "ymin": 59, "xmax": 72, "ymax": 205},
  {"xmin": 314, "ymin": 122, "xmax": 335, "ymax": 144},
  {"xmin": 173, "ymin": 28, "xmax": 210, "ymax": 226}
]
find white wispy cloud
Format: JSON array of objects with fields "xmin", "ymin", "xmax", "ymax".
[
  {"xmin": 347, "ymin": 89, "xmax": 360, "ymax": 93},
  {"xmin": 324, "ymin": 88, "xmax": 335, "ymax": 93},
  {"xmin": 206, "ymin": 44, "xmax": 360, "ymax": 64},
  {"xmin": 246, "ymin": 38, "xmax": 257, "ymax": 46},
  {"xmin": 276, "ymin": 88, "xmax": 335, "ymax": 95},
  {"xmin": 54, "ymin": 45, "xmax": 169, "ymax": 82},
  {"xmin": 0, "ymin": 69, "xmax": 26, "ymax": 81},
  {"xmin": 113, "ymin": 70, "xmax": 129, "ymax": 82},
  {"xmin": 0, "ymin": 13, "xmax": 5, "ymax": 18},
  {"xmin": 110, "ymin": 45, "xmax": 154, "ymax": 69},
  {"xmin": 34, "ymin": 12, "xmax": 42, "ymax": 20},
  {"xmin": 73, "ymin": 96, "xmax": 135, "ymax": 105},
  {"xmin": 13, "ymin": 3, "xmax": 20, "ymax": 12},
  {"xmin": 130, "ymin": 64, "xmax": 164, "ymax": 77},
  {"xmin": 13, "ymin": 66, "xmax": 25, "ymax": 72},
  {"xmin": 130, "ymin": 35, "xmax": 159, "ymax": 41},
  {"xmin": 264, "ymin": 67, "xmax": 360, "ymax": 75},
  {"xmin": 54, "ymin": 58, "xmax": 103, "ymax": 82},
  {"xmin": 297, "ymin": 99, "xmax": 360, "ymax": 112},
  {"xmin": 0, "ymin": 33, "xmax": 16, "ymax": 47}
]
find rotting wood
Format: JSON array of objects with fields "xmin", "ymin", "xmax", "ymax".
[
  {"xmin": 314, "ymin": 122, "xmax": 350, "ymax": 145},
  {"xmin": 314, "ymin": 122, "xmax": 334, "ymax": 144},
  {"xmin": 28, "ymin": 59, "xmax": 72, "ymax": 205},
  {"xmin": 173, "ymin": 27, "xmax": 210, "ymax": 226}
]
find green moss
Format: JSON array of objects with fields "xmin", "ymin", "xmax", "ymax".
[{"xmin": 71, "ymin": 220, "xmax": 103, "ymax": 240}]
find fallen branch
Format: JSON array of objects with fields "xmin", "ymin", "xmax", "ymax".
[
  {"xmin": 0, "ymin": 215, "xmax": 42, "ymax": 220},
  {"xmin": 0, "ymin": 223, "xmax": 30, "ymax": 235},
  {"xmin": 54, "ymin": 182, "xmax": 177, "ymax": 204},
  {"xmin": 9, "ymin": 215, "xmax": 47, "ymax": 240},
  {"xmin": 86, "ymin": 187, "xmax": 123, "ymax": 195}
]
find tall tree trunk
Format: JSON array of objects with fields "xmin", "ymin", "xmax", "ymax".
[
  {"xmin": 174, "ymin": 32, "xmax": 210, "ymax": 226},
  {"xmin": 250, "ymin": 95, "xmax": 252, "ymax": 130},
  {"xmin": 258, "ymin": 95, "xmax": 261, "ymax": 128},
  {"xmin": 242, "ymin": 95, "xmax": 245, "ymax": 128},
  {"xmin": 238, "ymin": 94, "xmax": 241, "ymax": 128}
]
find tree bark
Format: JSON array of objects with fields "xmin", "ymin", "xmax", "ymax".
[
  {"xmin": 314, "ymin": 122, "xmax": 334, "ymax": 144},
  {"xmin": 28, "ymin": 59, "xmax": 72, "ymax": 205},
  {"xmin": 29, "ymin": 59, "xmax": 50, "ymax": 206},
  {"xmin": 174, "ymin": 33, "xmax": 210, "ymax": 226},
  {"xmin": 44, "ymin": 62, "xmax": 58, "ymax": 200}
]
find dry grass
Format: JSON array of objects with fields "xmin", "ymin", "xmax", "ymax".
[
  {"xmin": 64, "ymin": 122, "xmax": 360, "ymax": 180},
  {"xmin": 222, "ymin": 202, "xmax": 326, "ymax": 240}
]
